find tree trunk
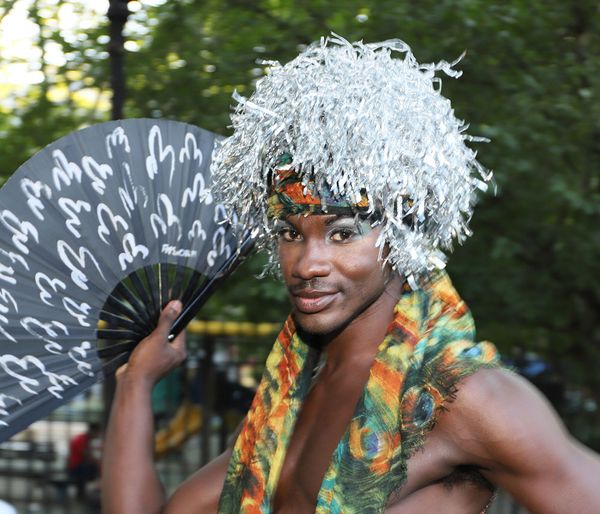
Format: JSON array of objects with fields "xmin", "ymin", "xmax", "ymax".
[{"xmin": 107, "ymin": 0, "xmax": 130, "ymax": 120}]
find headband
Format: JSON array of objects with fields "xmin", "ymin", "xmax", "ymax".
[{"xmin": 267, "ymin": 153, "xmax": 371, "ymax": 219}]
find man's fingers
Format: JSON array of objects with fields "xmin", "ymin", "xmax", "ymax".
[
  {"xmin": 155, "ymin": 301, "xmax": 187, "ymax": 361},
  {"xmin": 115, "ymin": 362, "xmax": 128, "ymax": 378},
  {"xmin": 171, "ymin": 330, "xmax": 185, "ymax": 350},
  {"xmin": 171, "ymin": 330, "xmax": 187, "ymax": 359},
  {"xmin": 155, "ymin": 300, "xmax": 183, "ymax": 339}
]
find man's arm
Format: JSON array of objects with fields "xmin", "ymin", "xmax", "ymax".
[
  {"xmin": 438, "ymin": 367, "xmax": 600, "ymax": 514},
  {"xmin": 101, "ymin": 301, "xmax": 233, "ymax": 514}
]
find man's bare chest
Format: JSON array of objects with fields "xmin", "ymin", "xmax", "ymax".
[
  {"xmin": 272, "ymin": 372, "xmax": 462, "ymax": 513},
  {"xmin": 272, "ymin": 368, "xmax": 369, "ymax": 511}
]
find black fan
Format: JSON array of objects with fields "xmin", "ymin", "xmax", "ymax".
[{"xmin": 0, "ymin": 119, "xmax": 252, "ymax": 441}]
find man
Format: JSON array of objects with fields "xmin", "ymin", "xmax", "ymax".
[
  {"xmin": 102, "ymin": 36, "xmax": 600, "ymax": 513},
  {"xmin": 68, "ymin": 421, "xmax": 101, "ymax": 501}
]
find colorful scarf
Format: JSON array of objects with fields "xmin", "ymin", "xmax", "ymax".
[{"xmin": 218, "ymin": 272, "xmax": 500, "ymax": 513}]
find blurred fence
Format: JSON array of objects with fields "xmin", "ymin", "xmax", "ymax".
[{"xmin": 0, "ymin": 322, "xmax": 528, "ymax": 513}]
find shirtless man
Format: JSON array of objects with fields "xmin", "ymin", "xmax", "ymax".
[{"xmin": 102, "ymin": 36, "xmax": 600, "ymax": 513}]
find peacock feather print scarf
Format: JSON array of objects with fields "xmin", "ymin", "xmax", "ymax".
[{"xmin": 218, "ymin": 271, "xmax": 500, "ymax": 513}]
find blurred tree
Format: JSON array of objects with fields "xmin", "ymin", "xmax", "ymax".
[{"xmin": 0, "ymin": 0, "xmax": 598, "ymax": 445}]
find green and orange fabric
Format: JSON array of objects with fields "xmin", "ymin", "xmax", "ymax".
[{"xmin": 218, "ymin": 272, "xmax": 501, "ymax": 513}]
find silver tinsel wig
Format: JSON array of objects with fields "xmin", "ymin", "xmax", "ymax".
[{"xmin": 210, "ymin": 34, "xmax": 492, "ymax": 286}]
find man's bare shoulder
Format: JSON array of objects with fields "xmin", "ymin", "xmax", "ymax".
[
  {"xmin": 432, "ymin": 367, "xmax": 600, "ymax": 513},
  {"xmin": 435, "ymin": 367, "xmax": 572, "ymax": 470}
]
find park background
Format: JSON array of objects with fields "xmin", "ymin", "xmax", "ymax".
[{"xmin": 0, "ymin": 0, "xmax": 598, "ymax": 512}]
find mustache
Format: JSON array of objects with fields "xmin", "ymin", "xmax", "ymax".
[{"xmin": 288, "ymin": 278, "xmax": 335, "ymax": 294}]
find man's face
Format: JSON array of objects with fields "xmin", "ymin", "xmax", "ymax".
[{"xmin": 277, "ymin": 214, "xmax": 390, "ymax": 337}]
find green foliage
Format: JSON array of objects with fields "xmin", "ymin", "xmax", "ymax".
[
  {"xmin": 0, "ymin": 0, "xmax": 110, "ymax": 182},
  {"xmin": 1, "ymin": 0, "xmax": 598, "ymax": 446}
]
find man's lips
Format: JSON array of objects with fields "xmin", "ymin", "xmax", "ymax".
[{"xmin": 290, "ymin": 289, "xmax": 339, "ymax": 314}]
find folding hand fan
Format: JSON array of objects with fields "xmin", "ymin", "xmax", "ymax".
[{"xmin": 0, "ymin": 118, "xmax": 253, "ymax": 441}]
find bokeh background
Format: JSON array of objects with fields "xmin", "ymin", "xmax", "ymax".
[{"xmin": 0, "ymin": 0, "xmax": 598, "ymax": 512}]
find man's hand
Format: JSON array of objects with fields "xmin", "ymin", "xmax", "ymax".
[{"xmin": 117, "ymin": 300, "xmax": 187, "ymax": 386}]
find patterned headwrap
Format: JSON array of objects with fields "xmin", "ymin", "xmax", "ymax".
[
  {"xmin": 211, "ymin": 34, "xmax": 493, "ymax": 286},
  {"xmin": 267, "ymin": 153, "xmax": 371, "ymax": 219}
]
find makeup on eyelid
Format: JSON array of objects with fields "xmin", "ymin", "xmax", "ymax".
[{"xmin": 274, "ymin": 217, "xmax": 374, "ymax": 242}]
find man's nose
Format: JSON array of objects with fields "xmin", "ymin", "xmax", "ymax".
[{"xmin": 292, "ymin": 240, "xmax": 332, "ymax": 280}]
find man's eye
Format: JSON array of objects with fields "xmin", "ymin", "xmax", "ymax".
[
  {"xmin": 277, "ymin": 228, "xmax": 300, "ymax": 241},
  {"xmin": 330, "ymin": 228, "xmax": 356, "ymax": 242}
]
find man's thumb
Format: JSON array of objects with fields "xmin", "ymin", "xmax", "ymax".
[{"xmin": 156, "ymin": 300, "xmax": 182, "ymax": 338}]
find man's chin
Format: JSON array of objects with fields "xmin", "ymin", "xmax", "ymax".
[{"xmin": 292, "ymin": 311, "xmax": 351, "ymax": 342}]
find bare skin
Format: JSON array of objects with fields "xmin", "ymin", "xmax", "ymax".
[{"xmin": 102, "ymin": 214, "xmax": 600, "ymax": 514}]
